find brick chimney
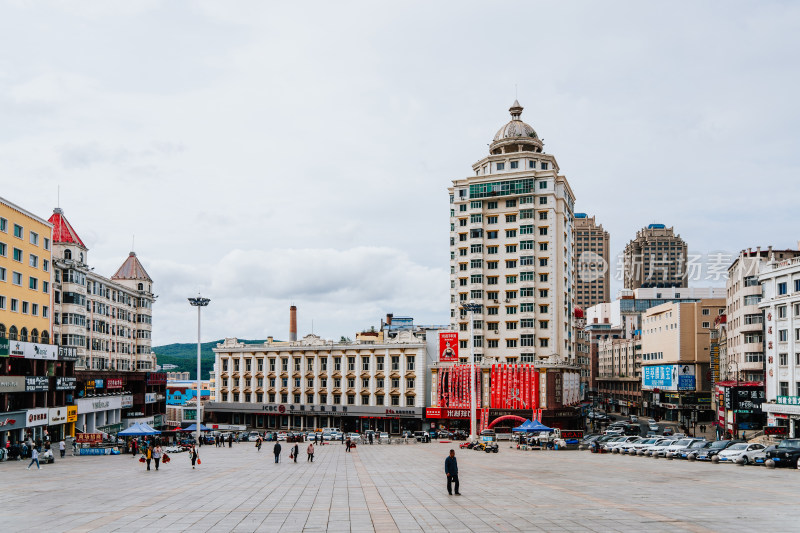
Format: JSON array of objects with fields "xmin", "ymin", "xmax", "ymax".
[{"xmin": 289, "ymin": 305, "xmax": 297, "ymax": 341}]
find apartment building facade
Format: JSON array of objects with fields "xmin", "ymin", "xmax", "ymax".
[
  {"xmin": 725, "ymin": 247, "xmax": 800, "ymax": 382},
  {"xmin": 622, "ymin": 224, "xmax": 688, "ymax": 290},
  {"xmin": 640, "ymin": 299, "xmax": 725, "ymax": 424},
  {"xmin": 49, "ymin": 208, "xmax": 156, "ymax": 372},
  {"xmin": 448, "ymin": 101, "xmax": 576, "ymax": 365},
  {"xmin": 574, "ymin": 213, "xmax": 609, "ymax": 309},
  {"xmin": 759, "ymin": 255, "xmax": 800, "ymax": 437}
]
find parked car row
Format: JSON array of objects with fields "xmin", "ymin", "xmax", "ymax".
[{"xmin": 583, "ymin": 433, "xmax": 800, "ymax": 468}]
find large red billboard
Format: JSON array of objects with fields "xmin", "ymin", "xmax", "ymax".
[
  {"xmin": 439, "ymin": 332, "xmax": 459, "ymax": 362},
  {"xmin": 490, "ymin": 364, "xmax": 538, "ymax": 411}
]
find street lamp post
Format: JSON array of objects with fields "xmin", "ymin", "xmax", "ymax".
[
  {"xmin": 461, "ymin": 301, "xmax": 481, "ymax": 441},
  {"xmin": 188, "ymin": 296, "xmax": 210, "ymax": 447}
]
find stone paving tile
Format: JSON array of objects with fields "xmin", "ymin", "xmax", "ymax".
[{"xmin": 3, "ymin": 441, "xmax": 800, "ymax": 531}]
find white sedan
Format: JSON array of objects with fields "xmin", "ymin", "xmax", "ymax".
[
  {"xmin": 717, "ymin": 443, "xmax": 765, "ymax": 464},
  {"xmin": 165, "ymin": 445, "xmax": 186, "ymax": 453}
]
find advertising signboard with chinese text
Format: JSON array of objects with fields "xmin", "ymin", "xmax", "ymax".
[
  {"xmin": 642, "ymin": 364, "xmax": 696, "ymax": 391},
  {"xmin": 438, "ymin": 332, "xmax": 459, "ymax": 363}
]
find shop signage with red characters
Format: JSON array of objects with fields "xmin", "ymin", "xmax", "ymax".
[
  {"xmin": 764, "ymin": 426, "xmax": 788, "ymax": 436},
  {"xmin": 146, "ymin": 372, "xmax": 167, "ymax": 386},
  {"xmin": 106, "ymin": 378, "xmax": 123, "ymax": 389},
  {"xmin": 75, "ymin": 433, "xmax": 104, "ymax": 444},
  {"xmin": 425, "ymin": 407, "xmax": 473, "ymax": 419},
  {"xmin": 438, "ymin": 332, "xmax": 459, "ymax": 363}
]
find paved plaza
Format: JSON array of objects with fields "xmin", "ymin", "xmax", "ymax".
[{"xmin": 2, "ymin": 440, "xmax": 800, "ymax": 532}]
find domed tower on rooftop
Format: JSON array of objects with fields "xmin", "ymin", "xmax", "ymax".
[{"xmin": 489, "ymin": 100, "xmax": 543, "ymax": 155}]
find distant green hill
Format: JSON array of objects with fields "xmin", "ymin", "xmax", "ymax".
[{"xmin": 153, "ymin": 339, "xmax": 267, "ymax": 380}]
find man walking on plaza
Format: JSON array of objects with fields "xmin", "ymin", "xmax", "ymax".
[
  {"xmin": 59, "ymin": 440, "xmax": 65, "ymax": 458},
  {"xmin": 292, "ymin": 443, "xmax": 299, "ymax": 463},
  {"xmin": 445, "ymin": 449, "xmax": 460, "ymax": 495},
  {"xmin": 273, "ymin": 441, "xmax": 281, "ymax": 463},
  {"xmin": 307, "ymin": 443, "xmax": 314, "ymax": 462},
  {"xmin": 27, "ymin": 446, "xmax": 40, "ymax": 470}
]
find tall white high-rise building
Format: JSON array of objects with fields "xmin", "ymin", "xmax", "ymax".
[{"xmin": 448, "ymin": 101, "xmax": 576, "ymax": 365}]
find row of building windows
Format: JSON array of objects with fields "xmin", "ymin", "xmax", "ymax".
[
  {"xmin": 0, "ymin": 243, "xmax": 51, "ymax": 272},
  {"xmin": 0, "ymin": 218, "xmax": 50, "ymax": 250},
  {"xmin": 453, "ymin": 197, "xmax": 549, "ymax": 212},
  {"xmin": 0, "ymin": 295, "xmax": 49, "ymax": 317},
  {"xmin": 0, "ymin": 267, "xmax": 50, "ymax": 294},
  {"xmin": 776, "ymin": 279, "xmax": 800, "ymax": 295},
  {"xmin": 221, "ymin": 392, "xmax": 416, "ymax": 407},
  {"xmin": 225, "ymin": 377, "xmax": 416, "ymax": 390},
  {"xmin": 474, "ymin": 161, "xmax": 550, "ymax": 176},
  {"xmin": 221, "ymin": 355, "xmax": 415, "ymax": 373},
  {"xmin": 0, "ymin": 323, "xmax": 50, "ymax": 343},
  {"xmin": 453, "ymin": 337, "xmax": 548, "ymax": 349}
]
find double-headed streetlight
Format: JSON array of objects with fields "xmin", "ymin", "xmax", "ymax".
[
  {"xmin": 188, "ymin": 296, "xmax": 210, "ymax": 447},
  {"xmin": 461, "ymin": 300, "xmax": 481, "ymax": 441}
]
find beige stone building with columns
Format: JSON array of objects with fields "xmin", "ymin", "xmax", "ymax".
[{"xmin": 206, "ymin": 330, "xmax": 428, "ymax": 434}]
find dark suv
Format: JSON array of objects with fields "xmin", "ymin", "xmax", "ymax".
[
  {"xmin": 695, "ymin": 440, "xmax": 740, "ymax": 461},
  {"xmin": 765, "ymin": 438, "xmax": 800, "ymax": 467}
]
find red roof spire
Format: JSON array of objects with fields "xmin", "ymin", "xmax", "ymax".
[
  {"xmin": 112, "ymin": 252, "xmax": 152, "ymax": 282},
  {"xmin": 47, "ymin": 208, "xmax": 86, "ymax": 248}
]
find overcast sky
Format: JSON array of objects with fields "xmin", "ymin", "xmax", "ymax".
[{"xmin": 2, "ymin": 1, "xmax": 799, "ymax": 345}]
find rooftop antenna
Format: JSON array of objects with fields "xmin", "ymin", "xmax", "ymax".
[
  {"xmin": 515, "ymin": 84, "xmax": 518, "ymax": 100},
  {"xmin": 131, "ymin": 234, "xmax": 135, "ymax": 252},
  {"xmin": 57, "ymin": 185, "xmax": 60, "ymax": 209}
]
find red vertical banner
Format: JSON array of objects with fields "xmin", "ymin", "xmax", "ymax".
[
  {"xmin": 506, "ymin": 365, "xmax": 511, "ymax": 408},
  {"xmin": 520, "ymin": 365, "xmax": 531, "ymax": 409},
  {"xmin": 533, "ymin": 370, "xmax": 539, "ymax": 411},
  {"xmin": 511, "ymin": 366, "xmax": 517, "ymax": 409},
  {"xmin": 448, "ymin": 367, "xmax": 453, "ymax": 408},
  {"xmin": 462, "ymin": 365, "xmax": 468, "ymax": 408},
  {"xmin": 514, "ymin": 367, "xmax": 520, "ymax": 410},
  {"xmin": 492, "ymin": 364, "xmax": 500, "ymax": 409},
  {"xmin": 499, "ymin": 365, "xmax": 505, "ymax": 408},
  {"xmin": 437, "ymin": 368, "xmax": 442, "ymax": 406},
  {"xmin": 456, "ymin": 365, "xmax": 464, "ymax": 407},
  {"xmin": 461, "ymin": 365, "xmax": 466, "ymax": 407},
  {"xmin": 523, "ymin": 366, "xmax": 530, "ymax": 409},
  {"xmin": 509, "ymin": 366, "xmax": 515, "ymax": 409},
  {"xmin": 503, "ymin": 365, "xmax": 509, "ymax": 408},
  {"xmin": 462, "ymin": 365, "xmax": 467, "ymax": 408},
  {"xmin": 490, "ymin": 365, "xmax": 495, "ymax": 408}
]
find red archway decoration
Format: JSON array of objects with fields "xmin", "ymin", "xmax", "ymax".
[{"xmin": 487, "ymin": 415, "xmax": 527, "ymax": 429}]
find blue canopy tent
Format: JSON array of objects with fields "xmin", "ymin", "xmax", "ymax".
[
  {"xmin": 180, "ymin": 423, "xmax": 212, "ymax": 432},
  {"xmin": 118, "ymin": 423, "xmax": 161, "ymax": 436},
  {"xmin": 527, "ymin": 420, "xmax": 555, "ymax": 433},
  {"xmin": 512, "ymin": 420, "xmax": 535, "ymax": 432}
]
